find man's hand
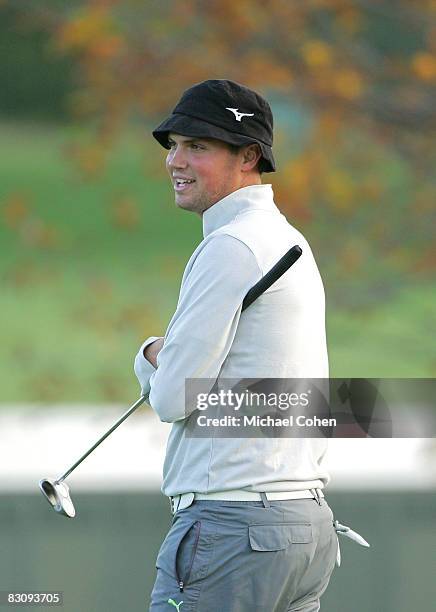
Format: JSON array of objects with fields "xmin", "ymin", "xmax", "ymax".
[{"xmin": 143, "ymin": 337, "xmax": 164, "ymax": 368}]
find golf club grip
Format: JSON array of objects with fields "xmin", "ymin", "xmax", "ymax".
[{"xmin": 241, "ymin": 245, "xmax": 302, "ymax": 311}]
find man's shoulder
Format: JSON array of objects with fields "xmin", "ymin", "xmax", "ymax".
[
  {"xmin": 200, "ymin": 231, "xmax": 259, "ymax": 266},
  {"xmin": 207, "ymin": 213, "xmax": 311, "ymax": 273},
  {"xmin": 186, "ymin": 232, "xmax": 260, "ymax": 276},
  {"xmin": 216, "ymin": 207, "xmax": 306, "ymax": 242}
]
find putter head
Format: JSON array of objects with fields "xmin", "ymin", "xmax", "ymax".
[{"xmin": 39, "ymin": 478, "xmax": 76, "ymax": 518}]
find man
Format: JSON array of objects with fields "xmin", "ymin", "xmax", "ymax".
[{"xmin": 134, "ymin": 80, "xmax": 337, "ymax": 612}]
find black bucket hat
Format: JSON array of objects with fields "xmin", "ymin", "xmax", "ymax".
[{"xmin": 152, "ymin": 79, "xmax": 276, "ymax": 173}]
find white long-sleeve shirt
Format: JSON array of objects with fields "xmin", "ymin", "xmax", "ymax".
[{"xmin": 134, "ymin": 184, "xmax": 330, "ymax": 496}]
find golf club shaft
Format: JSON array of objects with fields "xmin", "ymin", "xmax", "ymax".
[
  {"xmin": 58, "ymin": 395, "xmax": 147, "ymax": 482},
  {"xmin": 57, "ymin": 244, "xmax": 302, "ymax": 483}
]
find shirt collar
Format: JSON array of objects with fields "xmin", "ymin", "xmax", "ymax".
[{"xmin": 202, "ymin": 184, "xmax": 277, "ymax": 238}]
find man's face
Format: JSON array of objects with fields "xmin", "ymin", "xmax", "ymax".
[{"xmin": 166, "ymin": 133, "xmax": 244, "ymax": 215}]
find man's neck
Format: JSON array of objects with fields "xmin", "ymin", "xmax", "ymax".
[{"xmin": 200, "ymin": 177, "xmax": 263, "ymax": 217}]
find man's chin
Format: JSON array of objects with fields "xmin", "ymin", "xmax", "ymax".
[
  {"xmin": 175, "ymin": 196, "xmax": 192, "ymax": 210},
  {"xmin": 174, "ymin": 194, "xmax": 200, "ymax": 213},
  {"xmin": 174, "ymin": 192, "xmax": 209, "ymax": 215}
]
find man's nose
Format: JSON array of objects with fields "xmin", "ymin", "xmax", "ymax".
[{"xmin": 167, "ymin": 145, "xmax": 187, "ymax": 168}]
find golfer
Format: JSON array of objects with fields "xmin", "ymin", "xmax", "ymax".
[{"xmin": 135, "ymin": 80, "xmax": 337, "ymax": 611}]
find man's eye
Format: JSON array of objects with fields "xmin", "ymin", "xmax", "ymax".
[{"xmin": 190, "ymin": 143, "xmax": 204, "ymax": 150}]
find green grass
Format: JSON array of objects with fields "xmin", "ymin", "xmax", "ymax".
[
  {"xmin": 328, "ymin": 281, "xmax": 436, "ymax": 377},
  {"xmin": 1, "ymin": 120, "xmax": 434, "ymax": 403}
]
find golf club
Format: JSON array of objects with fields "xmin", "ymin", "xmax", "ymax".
[{"xmin": 39, "ymin": 244, "xmax": 303, "ymax": 517}]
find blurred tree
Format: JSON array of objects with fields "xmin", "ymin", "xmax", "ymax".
[
  {"xmin": 0, "ymin": 3, "xmax": 74, "ymax": 119},
  {"xmin": 3, "ymin": 0, "xmax": 435, "ymax": 307}
]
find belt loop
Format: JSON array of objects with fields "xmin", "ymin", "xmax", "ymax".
[
  {"xmin": 311, "ymin": 488, "xmax": 322, "ymax": 506},
  {"xmin": 169, "ymin": 495, "xmax": 181, "ymax": 514},
  {"xmin": 317, "ymin": 488, "xmax": 324, "ymax": 505},
  {"xmin": 260, "ymin": 492, "xmax": 271, "ymax": 508}
]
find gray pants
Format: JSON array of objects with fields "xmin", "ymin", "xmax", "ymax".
[{"xmin": 149, "ymin": 494, "xmax": 338, "ymax": 611}]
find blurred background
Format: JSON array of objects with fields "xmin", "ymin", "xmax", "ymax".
[{"xmin": 0, "ymin": 1, "xmax": 435, "ymax": 610}]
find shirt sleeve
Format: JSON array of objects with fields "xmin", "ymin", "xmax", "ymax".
[
  {"xmin": 148, "ymin": 234, "xmax": 262, "ymax": 422},
  {"xmin": 133, "ymin": 336, "xmax": 161, "ymax": 401}
]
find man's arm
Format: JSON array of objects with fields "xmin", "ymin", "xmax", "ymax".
[
  {"xmin": 141, "ymin": 234, "xmax": 262, "ymax": 423},
  {"xmin": 144, "ymin": 337, "xmax": 164, "ymax": 368},
  {"xmin": 133, "ymin": 336, "xmax": 162, "ymax": 401}
]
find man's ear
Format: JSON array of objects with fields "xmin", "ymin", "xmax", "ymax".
[{"xmin": 241, "ymin": 144, "xmax": 262, "ymax": 171}]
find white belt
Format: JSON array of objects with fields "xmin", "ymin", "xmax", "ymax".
[{"xmin": 169, "ymin": 488, "xmax": 324, "ymax": 514}]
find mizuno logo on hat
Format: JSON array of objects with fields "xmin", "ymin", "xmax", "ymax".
[{"xmin": 225, "ymin": 108, "xmax": 254, "ymax": 122}]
